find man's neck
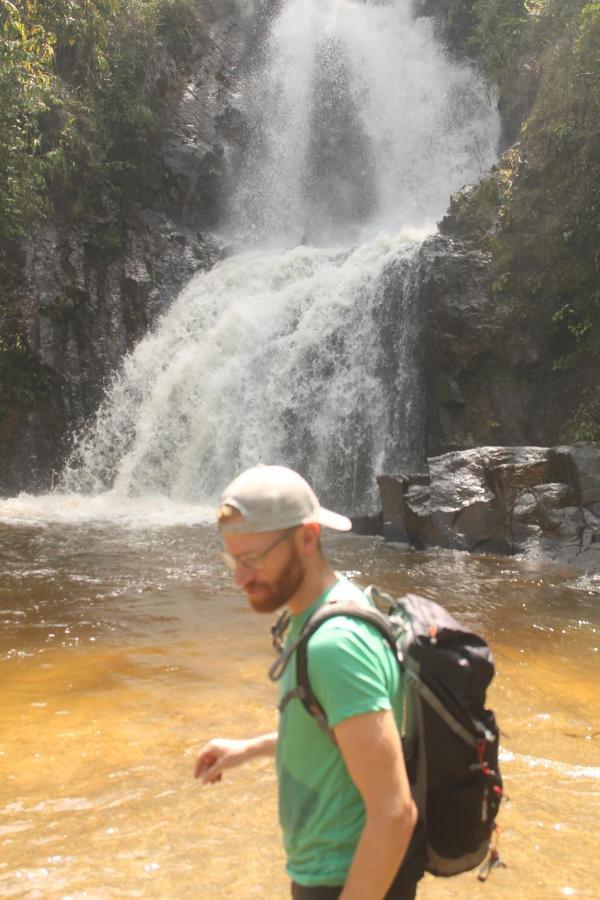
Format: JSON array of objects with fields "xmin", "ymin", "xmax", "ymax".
[{"xmin": 286, "ymin": 557, "xmax": 338, "ymax": 617}]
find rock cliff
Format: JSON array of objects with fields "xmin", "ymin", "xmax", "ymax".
[{"xmin": 417, "ymin": 230, "xmax": 588, "ymax": 457}]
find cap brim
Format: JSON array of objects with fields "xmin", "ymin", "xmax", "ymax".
[{"xmin": 317, "ymin": 508, "xmax": 352, "ymax": 531}]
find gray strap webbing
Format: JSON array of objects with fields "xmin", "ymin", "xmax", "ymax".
[
  {"xmin": 405, "ymin": 666, "xmax": 476, "ymax": 748},
  {"xmin": 268, "ymin": 631, "xmax": 307, "ymax": 682},
  {"xmin": 278, "ymin": 686, "xmax": 305, "ymax": 715},
  {"xmin": 412, "ymin": 692, "xmax": 428, "ymax": 824},
  {"xmin": 278, "ymin": 686, "xmax": 331, "ymax": 735}
]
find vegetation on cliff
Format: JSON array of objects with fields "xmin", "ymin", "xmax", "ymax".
[
  {"xmin": 426, "ymin": 0, "xmax": 600, "ymax": 441},
  {"xmin": 0, "ymin": 0, "xmax": 199, "ymax": 436},
  {"xmin": 0, "ymin": 0, "xmax": 198, "ymax": 239}
]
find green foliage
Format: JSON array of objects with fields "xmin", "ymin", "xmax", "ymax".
[
  {"xmin": 503, "ymin": 2, "xmax": 599, "ymax": 359},
  {"xmin": 417, "ymin": 0, "xmax": 529, "ymax": 75},
  {"xmin": 471, "ymin": 0, "xmax": 528, "ymax": 82},
  {"xmin": 154, "ymin": 0, "xmax": 199, "ymax": 60},
  {"xmin": 560, "ymin": 391, "xmax": 600, "ymax": 442},
  {"xmin": 0, "ymin": 0, "xmax": 201, "ymax": 426},
  {"xmin": 0, "ymin": 0, "xmax": 199, "ymax": 242},
  {"xmin": 438, "ymin": 1, "xmax": 600, "ymax": 383},
  {"xmin": 577, "ymin": 3, "xmax": 600, "ymax": 99},
  {"xmin": 0, "ymin": 1, "xmax": 53, "ymax": 238},
  {"xmin": 444, "ymin": 175, "xmax": 501, "ymax": 237}
]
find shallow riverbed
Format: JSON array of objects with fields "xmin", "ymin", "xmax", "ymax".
[{"xmin": 0, "ymin": 515, "xmax": 598, "ymax": 898}]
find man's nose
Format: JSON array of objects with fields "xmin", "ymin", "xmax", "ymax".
[{"xmin": 234, "ymin": 561, "xmax": 255, "ymax": 588}]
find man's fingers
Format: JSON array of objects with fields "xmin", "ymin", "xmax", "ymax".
[
  {"xmin": 200, "ymin": 764, "xmax": 223, "ymax": 785},
  {"xmin": 194, "ymin": 751, "xmax": 217, "ymax": 779},
  {"xmin": 195, "ymin": 752, "xmax": 225, "ymax": 784},
  {"xmin": 194, "ymin": 738, "xmax": 247, "ymax": 783}
]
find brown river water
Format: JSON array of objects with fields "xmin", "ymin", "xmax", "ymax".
[{"xmin": 0, "ymin": 509, "xmax": 598, "ymax": 899}]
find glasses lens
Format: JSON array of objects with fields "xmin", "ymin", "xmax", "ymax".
[
  {"xmin": 220, "ymin": 550, "xmax": 261, "ymax": 571},
  {"xmin": 220, "ymin": 529, "xmax": 295, "ymax": 573},
  {"xmin": 219, "ymin": 551, "xmax": 237, "ymax": 571}
]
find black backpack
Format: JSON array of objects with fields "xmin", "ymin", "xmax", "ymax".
[{"xmin": 269, "ymin": 585, "xmax": 503, "ymax": 879}]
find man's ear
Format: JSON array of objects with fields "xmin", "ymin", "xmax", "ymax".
[{"xmin": 299, "ymin": 522, "xmax": 321, "ymax": 555}]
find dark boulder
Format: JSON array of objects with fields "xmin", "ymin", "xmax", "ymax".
[
  {"xmin": 378, "ymin": 445, "xmax": 600, "ymax": 572},
  {"xmin": 351, "ymin": 511, "xmax": 383, "ymax": 537}
]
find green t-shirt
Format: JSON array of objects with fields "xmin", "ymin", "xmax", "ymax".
[{"xmin": 276, "ymin": 579, "xmax": 405, "ymax": 887}]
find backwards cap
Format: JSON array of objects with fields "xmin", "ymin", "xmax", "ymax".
[{"xmin": 219, "ymin": 465, "xmax": 352, "ymax": 534}]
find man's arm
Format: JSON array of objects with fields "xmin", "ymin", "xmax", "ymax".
[
  {"xmin": 334, "ymin": 709, "xmax": 417, "ymax": 900},
  {"xmin": 194, "ymin": 732, "xmax": 277, "ymax": 784}
]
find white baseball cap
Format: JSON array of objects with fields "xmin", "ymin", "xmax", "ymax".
[{"xmin": 219, "ymin": 465, "xmax": 352, "ymax": 534}]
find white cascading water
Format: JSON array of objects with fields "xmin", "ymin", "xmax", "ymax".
[
  {"xmin": 59, "ymin": 0, "xmax": 500, "ymax": 515},
  {"xmin": 228, "ymin": 0, "xmax": 498, "ymax": 248}
]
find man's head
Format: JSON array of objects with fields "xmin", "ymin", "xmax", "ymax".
[{"xmin": 217, "ymin": 465, "xmax": 351, "ymax": 614}]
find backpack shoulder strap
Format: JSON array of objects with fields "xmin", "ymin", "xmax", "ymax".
[{"xmin": 275, "ymin": 599, "xmax": 399, "ymax": 730}]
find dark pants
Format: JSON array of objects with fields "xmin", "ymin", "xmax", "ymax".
[
  {"xmin": 291, "ymin": 822, "xmax": 426, "ymax": 900},
  {"xmin": 291, "ymin": 873, "xmax": 418, "ymax": 900}
]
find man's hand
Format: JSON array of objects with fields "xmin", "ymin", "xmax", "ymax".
[{"xmin": 194, "ymin": 732, "xmax": 277, "ymax": 784}]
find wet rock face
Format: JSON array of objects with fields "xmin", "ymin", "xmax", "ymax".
[
  {"xmin": 375, "ymin": 445, "xmax": 600, "ymax": 573},
  {"xmin": 161, "ymin": 0, "xmax": 256, "ymax": 230},
  {"xmin": 0, "ymin": 212, "xmax": 218, "ymax": 494},
  {"xmin": 418, "ymin": 235, "xmax": 501, "ymax": 454},
  {"xmin": 417, "ymin": 233, "xmax": 583, "ymax": 456}
]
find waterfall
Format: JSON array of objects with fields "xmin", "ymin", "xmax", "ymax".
[
  {"xmin": 227, "ymin": 0, "xmax": 498, "ymax": 247},
  {"xmin": 62, "ymin": 0, "xmax": 500, "ymax": 513}
]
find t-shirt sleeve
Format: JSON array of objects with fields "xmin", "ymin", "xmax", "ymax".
[{"xmin": 306, "ymin": 618, "xmax": 396, "ymax": 729}]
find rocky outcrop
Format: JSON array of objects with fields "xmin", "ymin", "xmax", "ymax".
[
  {"xmin": 0, "ymin": 1, "xmax": 258, "ymax": 495},
  {"xmin": 375, "ymin": 445, "xmax": 600, "ymax": 572}
]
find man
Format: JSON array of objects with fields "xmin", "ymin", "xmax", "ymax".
[{"xmin": 195, "ymin": 465, "xmax": 423, "ymax": 899}]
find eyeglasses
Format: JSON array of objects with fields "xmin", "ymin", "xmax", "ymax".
[{"xmin": 220, "ymin": 529, "xmax": 296, "ymax": 572}]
